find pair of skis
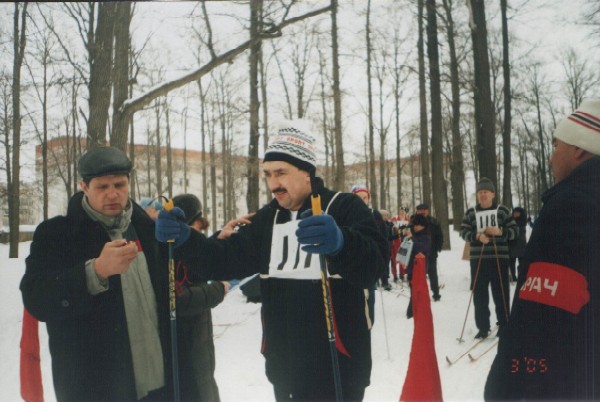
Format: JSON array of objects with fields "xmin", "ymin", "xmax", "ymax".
[{"xmin": 445, "ymin": 327, "xmax": 499, "ymax": 365}]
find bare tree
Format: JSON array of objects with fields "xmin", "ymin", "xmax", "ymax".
[
  {"xmin": 365, "ymin": 0, "xmax": 378, "ymax": 208},
  {"xmin": 417, "ymin": 0, "xmax": 431, "ymax": 205},
  {"xmin": 467, "ymin": 0, "xmax": 496, "ymax": 185},
  {"xmin": 87, "ymin": 3, "xmax": 117, "ymax": 148},
  {"xmin": 440, "ymin": 0, "xmax": 465, "ymax": 230},
  {"xmin": 8, "ymin": 3, "xmax": 27, "ymax": 258},
  {"xmin": 246, "ymin": 0, "xmax": 262, "ymax": 212},
  {"xmin": 111, "ymin": 1, "xmax": 132, "ymax": 151},
  {"xmin": 426, "ymin": 0, "xmax": 450, "ymax": 249},
  {"xmin": 330, "ymin": 0, "xmax": 345, "ymax": 191},
  {"xmin": 500, "ymin": 0, "xmax": 513, "ymax": 208},
  {"xmin": 562, "ymin": 47, "xmax": 599, "ymax": 111}
]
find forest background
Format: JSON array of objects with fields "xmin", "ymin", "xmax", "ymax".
[{"xmin": 1, "ymin": 0, "xmax": 599, "ymax": 258}]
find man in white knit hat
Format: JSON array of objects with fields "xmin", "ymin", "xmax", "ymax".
[
  {"xmin": 485, "ymin": 99, "xmax": 600, "ymax": 401},
  {"xmin": 156, "ymin": 119, "xmax": 389, "ymax": 401}
]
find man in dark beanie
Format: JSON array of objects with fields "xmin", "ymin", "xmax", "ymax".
[
  {"xmin": 486, "ymin": 99, "xmax": 600, "ymax": 401},
  {"xmin": 460, "ymin": 177, "xmax": 518, "ymax": 340},
  {"xmin": 156, "ymin": 119, "xmax": 388, "ymax": 401},
  {"xmin": 21, "ymin": 146, "xmax": 206, "ymax": 401}
]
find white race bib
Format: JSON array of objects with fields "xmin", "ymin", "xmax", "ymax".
[
  {"xmin": 268, "ymin": 219, "xmax": 322, "ymax": 279},
  {"xmin": 475, "ymin": 209, "xmax": 499, "ymax": 233}
]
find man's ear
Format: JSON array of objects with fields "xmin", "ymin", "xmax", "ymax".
[{"xmin": 80, "ymin": 180, "xmax": 88, "ymax": 194}]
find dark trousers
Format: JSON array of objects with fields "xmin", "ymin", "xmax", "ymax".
[
  {"xmin": 428, "ymin": 254, "xmax": 439, "ymax": 296},
  {"xmin": 274, "ymin": 384, "xmax": 365, "ymax": 402},
  {"xmin": 470, "ymin": 258, "xmax": 510, "ymax": 331},
  {"xmin": 509, "ymin": 256, "xmax": 521, "ymax": 281}
]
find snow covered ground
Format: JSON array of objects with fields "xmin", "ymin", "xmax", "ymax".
[{"xmin": 1, "ymin": 229, "xmax": 513, "ymax": 401}]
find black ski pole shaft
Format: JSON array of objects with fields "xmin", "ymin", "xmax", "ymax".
[
  {"xmin": 310, "ymin": 178, "xmax": 343, "ymax": 402},
  {"xmin": 457, "ymin": 242, "xmax": 485, "ymax": 342},
  {"xmin": 163, "ymin": 198, "xmax": 180, "ymax": 402}
]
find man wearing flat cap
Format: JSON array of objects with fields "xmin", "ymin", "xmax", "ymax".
[
  {"xmin": 485, "ymin": 99, "xmax": 600, "ymax": 400},
  {"xmin": 20, "ymin": 146, "xmax": 206, "ymax": 401},
  {"xmin": 155, "ymin": 120, "xmax": 388, "ymax": 401}
]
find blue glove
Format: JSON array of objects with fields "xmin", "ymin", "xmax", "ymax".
[
  {"xmin": 155, "ymin": 207, "xmax": 191, "ymax": 248},
  {"xmin": 296, "ymin": 214, "xmax": 344, "ymax": 255}
]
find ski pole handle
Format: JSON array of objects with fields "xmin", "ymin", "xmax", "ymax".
[{"xmin": 311, "ymin": 193, "xmax": 322, "ymax": 216}]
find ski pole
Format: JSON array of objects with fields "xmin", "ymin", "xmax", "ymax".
[
  {"xmin": 378, "ymin": 280, "xmax": 391, "ymax": 360},
  {"xmin": 310, "ymin": 176, "xmax": 343, "ymax": 402},
  {"xmin": 492, "ymin": 237, "xmax": 510, "ymax": 323},
  {"xmin": 457, "ymin": 241, "xmax": 485, "ymax": 343},
  {"xmin": 162, "ymin": 197, "xmax": 180, "ymax": 402}
]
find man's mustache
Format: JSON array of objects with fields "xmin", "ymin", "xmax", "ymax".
[{"xmin": 272, "ymin": 187, "xmax": 286, "ymax": 194}]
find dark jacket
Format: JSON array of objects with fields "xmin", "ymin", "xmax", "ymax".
[
  {"xmin": 20, "ymin": 192, "xmax": 172, "ymax": 401},
  {"xmin": 485, "ymin": 157, "xmax": 600, "ymax": 401},
  {"xmin": 177, "ymin": 280, "xmax": 225, "ymax": 402},
  {"xmin": 406, "ymin": 229, "xmax": 431, "ymax": 281},
  {"xmin": 20, "ymin": 192, "xmax": 208, "ymax": 402},
  {"xmin": 177, "ymin": 186, "xmax": 388, "ymax": 396},
  {"xmin": 426, "ymin": 215, "xmax": 443, "ymax": 257},
  {"xmin": 508, "ymin": 207, "xmax": 528, "ymax": 258}
]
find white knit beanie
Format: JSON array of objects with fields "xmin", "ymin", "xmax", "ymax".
[
  {"xmin": 263, "ymin": 119, "xmax": 317, "ymax": 172},
  {"xmin": 554, "ymin": 98, "xmax": 600, "ymax": 156}
]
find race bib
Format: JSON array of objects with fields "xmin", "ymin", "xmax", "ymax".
[
  {"xmin": 475, "ymin": 209, "xmax": 499, "ymax": 233},
  {"xmin": 268, "ymin": 219, "xmax": 322, "ymax": 280}
]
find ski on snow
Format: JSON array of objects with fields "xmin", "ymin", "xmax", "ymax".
[
  {"xmin": 445, "ymin": 326, "xmax": 499, "ymax": 365},
  {"xmin": 468, "ymin": 340, "xmax": 499, "ymax": 362}
]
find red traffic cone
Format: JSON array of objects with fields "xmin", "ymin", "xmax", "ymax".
[
  {"xmin": 400, "ymin": 253, "xmax": 443, "ymax": 402},
  {"xmin": 20, "ymin": 308, "xmax": 44, "ymax": 402}
]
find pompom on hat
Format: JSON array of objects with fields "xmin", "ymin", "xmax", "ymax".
[
  {"xmin": 264, "ymin": 119, "xmax": 317, "ymax": 173},
  {"xmin": 554, "ymin": 98, "xmax": 600, "ymax": 156}
]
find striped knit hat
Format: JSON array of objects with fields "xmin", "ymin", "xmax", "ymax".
[
  {"xmin": 554, "ymin": 98, "xmax": 600, "ymax": 156},
  {"xmin": 264, "ymin": 120, "xmax": 316, "ymax": 172}
]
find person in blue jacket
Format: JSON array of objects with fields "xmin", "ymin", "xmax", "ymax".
[{"xmin": 485, "ymin": 98, "xmax": 600, "ymax": 400}]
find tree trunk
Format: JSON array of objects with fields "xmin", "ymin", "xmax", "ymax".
[
  {"xmin": 366, "ymin": 0, "xmax": 377, "ymax": 207},
  {"xmin": 441, "ymin": 0, "xmax": 465, "ymax": 230},
  {"xmin": 468, "ymin": 0, "xmax": 497, "ymax": 185},
  {"xmin": 87, "ymin": 2, "xmax": 117, "ymax": 149},
  {"xmin": 500, "ymin": 0, "xmax": 512, "ymax": 208},
  {"xmin": 111, "ymin": 1, "xmax": 132, "ymax": 151},
  {"xmin": 417, "ymin": 0, "xmax": 431, "ymax": 206},
  {"xmin": 246, "ymin": 0, "xmax": 261, "ymax": 212},
  {"xmin": 426, "ymin": 0, "xmax": 450, "ymax": 249},
  {"xmin": 331, "ymin": 0, "xmax": 345, "ymax": 191},
  {"xmin": 9, "ymin": 3, "xmax": 27, "ymax": 258}
]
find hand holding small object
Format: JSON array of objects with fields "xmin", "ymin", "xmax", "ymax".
[{"xmin": 94, "ymin": 240, "xmax": 138, "ymax": 279}]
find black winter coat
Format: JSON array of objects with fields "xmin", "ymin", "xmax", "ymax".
[
  {"xmin": 177, "ymin": 281, "xmax": 225, "ymax": 402},
  {"xmin": 20, "ymin": 192, "xmax": 208, "ymax": 402},
  {"xmin": 508, "ymin": 207, "xmax": 528, "ymax": 259},
  {"xmin": 485, "ymin": 157, "xmax": 600, "ymax": 401},
  {"xmin": 177, "ymin": 186, "xmax": 389, "ymax": 396}
]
